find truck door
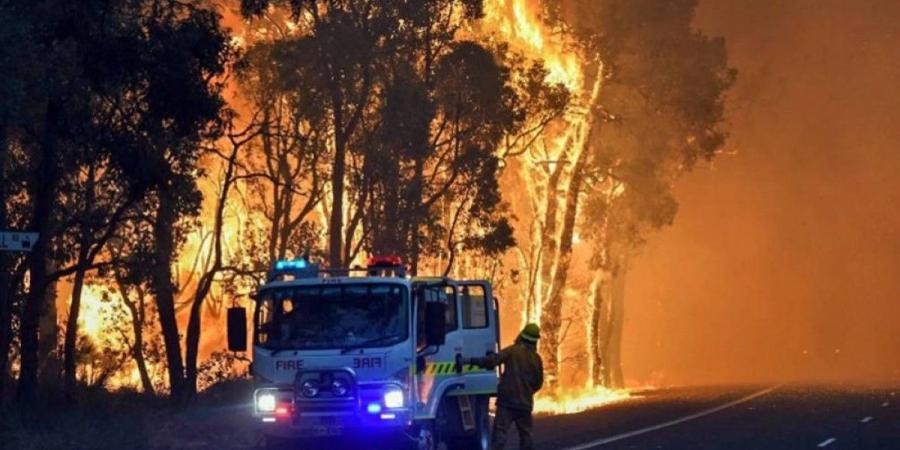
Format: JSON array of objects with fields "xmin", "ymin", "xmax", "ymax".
[
  {"xmin": 455, "ymin": 280, "xmax": 499, "ymax": 396},
  {"xmin": 413, "ymin": 283, "xmax": 465, "ymax": 419}
]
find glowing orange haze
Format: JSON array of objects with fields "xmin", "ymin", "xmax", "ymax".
[{"xmin": 622, "ymin": 0, "xmax": 900, "ymax": 387}]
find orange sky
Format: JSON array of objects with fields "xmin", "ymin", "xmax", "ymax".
[{"xmin": 622, "ymin": 0, "xmax": 900, "ymax": 387}]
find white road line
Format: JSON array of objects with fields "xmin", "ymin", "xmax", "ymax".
[
  {"xmin": 558, "ymin": 386, "xmax": 780, "ymax": 450},
  {"xmin": 817, "ymin": 438, "xmax": 837, "ymax": 447},
  {"xmin": 882, "ymin": 401, "xmax": 890, "ymax": 407},
  {"xmin": 860, "ymin": 416, "xmax": 873, "ymax": 423}
]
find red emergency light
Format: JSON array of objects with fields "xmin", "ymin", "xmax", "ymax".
[
  {"xmin": 366, "ymin": 255, "xmax": 406, "ymax": 277},
  {"xmin": 367, "ymin": 255, "xmax": 404, "ymax": 267}
]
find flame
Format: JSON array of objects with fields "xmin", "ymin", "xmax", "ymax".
[
  {"xmin": 482, "ymin": 0, "xmax": 635, "ymax": 414},
  {"xmin": 534, "ymin": 385, "xmax": 631, "ymax": 415},
  {"xmin": 482, "ymin": 0, "xmax": 582, "ymax": 92},
  {"xmin": 78, "ymin": 285, "xmax": 115, "ymax": 341}
]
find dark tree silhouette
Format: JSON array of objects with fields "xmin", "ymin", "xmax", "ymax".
[{"xmin": 0, "ymin": 0, "xmax": 231, "ymax": 402}]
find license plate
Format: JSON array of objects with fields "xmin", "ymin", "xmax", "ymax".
[
  {"xmin": 319, "ymin": 416, "xmax": 336, "ymax": 426},
  {"xmin": 310, "ymin": 425, "xmax": 343, "ymax": 436},
  {"xmin": 310, "ymin": 417, "xmax": 342, "ymax": 436}
]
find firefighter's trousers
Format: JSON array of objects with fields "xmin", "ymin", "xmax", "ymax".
[{"xmin": 492, "ymin": 405, "xmax": 534, "ymax": 450}]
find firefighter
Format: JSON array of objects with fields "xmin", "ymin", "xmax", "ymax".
[{"xmin": 465, "ymin": 323, "xmax": 543, "ymax": 450}]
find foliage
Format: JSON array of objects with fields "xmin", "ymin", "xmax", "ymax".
[
  {"xmin": 573, "ymin": 0, "xmax": 737, "ymax": 258},
  {"xmin": 236, "ymin": 1, "xmax": 535, "ymax": 273},
  {"xmin": 197, "ymin": 351, "xmax": 250, "ymax": 392}
]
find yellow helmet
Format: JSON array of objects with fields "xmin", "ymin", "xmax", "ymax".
[{"xmin": 519, "ymin": 323, "xmax": 541, "ymax": 342}]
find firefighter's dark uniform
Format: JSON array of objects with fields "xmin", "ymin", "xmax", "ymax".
[{"xmin": 468, "ymin": 324, "xmax": 543, "ymax": 450}]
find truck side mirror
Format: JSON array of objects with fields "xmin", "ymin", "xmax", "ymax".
[
  {"xmin": 227, "ymin": 307, "xmax": 247, "ymax": 352},
  {"xmin": 425, "ymin": 302, "xmax": 447, "ymax": 347}
]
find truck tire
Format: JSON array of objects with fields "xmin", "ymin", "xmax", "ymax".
[
  {"xmin": 445, "ymin": 396, "xmax": 490, "ymax": 450},
  {"xmin": 410, "ymin": 422, "xmax": 438, "ymax": 450}
]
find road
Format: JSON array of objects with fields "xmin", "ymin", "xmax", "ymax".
[
  {"xmin": 522, "ymin": 385, "xmax": 900, "ymax": 450},
  {"xmin": 231, "ymin": 384, "xmax": 899, "ymax": 450}
]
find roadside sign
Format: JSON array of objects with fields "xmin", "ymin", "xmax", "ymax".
[{"xmin": 0, "ymin": 231, "xmax": 40, "ymax": 252}]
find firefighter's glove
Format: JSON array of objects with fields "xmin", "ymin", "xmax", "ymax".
[
  {"xmin": 464, "ymin": 357, "xmax": 487, "ymax": 368},
  {"xmin": 454, "ymin": 354, "xmax": 465, "ymax": 374}
]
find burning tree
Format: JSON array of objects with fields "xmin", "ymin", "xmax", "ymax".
[
  {"xmin": 573, "ymin": 0, "xmax": 736, "ymax": 389},
  {"xmin": 480, "ymin": 0, "xmax": 735, "ymax": 390},
  {"xmin": 0, "ymin": 0, "xmax": 734, "ymax": 408},
  {"xmin": 237, "ymin": 0, "xmax": 557, "ymax": 273}
]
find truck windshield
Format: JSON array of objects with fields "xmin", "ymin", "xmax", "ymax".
[{"xmin": 255, "ymin": 283, "xmax": 408, "ymax": 351}]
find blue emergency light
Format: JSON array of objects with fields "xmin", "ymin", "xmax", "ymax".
[
  {"xmin": 275, "ymin": 259, "xmax": 308, "ymax": 270},
  {"xmin": 270, "ymin": 257, "xmax": 318, "ymax": 280}
]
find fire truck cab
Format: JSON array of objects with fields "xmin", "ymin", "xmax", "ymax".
[{"xmin": 226, "ymin": 256, "xmax": 500, "ymax": 449}]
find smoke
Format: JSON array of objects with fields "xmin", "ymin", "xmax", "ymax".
[{"xmin": 622, "ymin": 0, "xmax": 900, "ymax": 386}]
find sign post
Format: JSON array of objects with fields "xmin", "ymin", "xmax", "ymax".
[{"xmin": 0, "ymin": 231, "xmax": 40, "ymax": 252}]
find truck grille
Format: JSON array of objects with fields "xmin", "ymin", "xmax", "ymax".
[{"xmin": 294, "ymin": 369, "xmax": 358, "ymax": 416}]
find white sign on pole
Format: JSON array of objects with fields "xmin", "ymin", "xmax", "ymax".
[{"xmin": 0, "ymin": 231, "xmax": 40, "ymax": 252}]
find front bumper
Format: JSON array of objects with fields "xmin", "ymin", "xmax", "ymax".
[
  {"xmin": 255, "ymin": 385, "xmax": 413, "ymax": 438},
  {"xmin": 258, "ymin": 409, "xmax": 414, "ymax": 440}
]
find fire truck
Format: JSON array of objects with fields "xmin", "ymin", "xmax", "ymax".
[{"xmin": 226, "ymin": 256, "xmax": 500, "ymax": 449}]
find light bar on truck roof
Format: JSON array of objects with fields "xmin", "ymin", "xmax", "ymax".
[
  {"xmin": 275, "ymin": 258, "xmax": 308, "ymax": 270},
  {"xmin": 269, "ymin": 257, "xmax": 319, "ymax": 280},
  {"xmin": 367, "ymin": 255, "xmax": 404, "ymax": 267},
  {"xmin": 365, "ymin": 255, "xmax": 407, "ymax": 278}
]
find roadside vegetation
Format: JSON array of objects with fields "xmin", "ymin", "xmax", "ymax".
[{"xmin": 1, "ymin": 379, "xmax": 258, "ymax": 450}]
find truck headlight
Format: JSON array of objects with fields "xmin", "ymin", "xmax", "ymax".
[
  {"xmin": 257, "ymin": 392, "xmax": 276, "ymax": 412},
  {"xmin": 331, "ymin": 379, "xmax": 350, "ymax": 397},
  {"xmin": 384, "ymin": 388, "xmax": 404, "ymax": 408},
  {"xmin": 301, "ymin": 379, "xmax": 319, "ymax": 398}
]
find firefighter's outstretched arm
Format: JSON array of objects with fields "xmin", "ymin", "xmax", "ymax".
[{"xmin": 464, "ymin": 347, "xmax": 511, "ymax": 370}]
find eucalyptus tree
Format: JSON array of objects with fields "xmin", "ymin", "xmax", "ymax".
[
  {"xmin": 6, "ymin": 0, "xmax": 232, "ymax": 402},
  {"xmin": 551, "ymin": 0, "xmax": 736, "ymax": 387},
  {"xmin": 0, "ymin": 3, "xmax": 37, "ymax": 398},
  {"xmin": 240, "ymin": 0, "xmax": 519, "ymax": 272}
]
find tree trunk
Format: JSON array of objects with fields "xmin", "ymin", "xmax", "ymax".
[
  {"xmin": 588, "ymin": 273, "xmax": 606, "ymax": 387},
  {"xmin": 132, "ymin": 322, "xmax": 155, "ymax": 397},
  {"xmin": 184, "ymin": 287, "xmax": 205, "ymax": 396},
  {"xmin": 607, "ymin": 266, "xmax": 626, "ymax": 388},
  {"xmin": 64, "ymin": 162, "xmax": 98, "ymax": 398},
  {"xmin": 120, "ymin": 282, "xmax": 154, "ymax": 397},
  {"xmin": 328, "ymin": 133, "xmax": 346, "ymax": 269},
  {"xmin": 150, "ymin": 193, "xmax": 186, "ymax": 402},
  {"xmin": 17, "ymin": 101, "xmax": 61, "ymax": 402},
  {"xmin": 63, "ymin": 257, "xmax": 88, "ymax": 398},
  {"xmin": 0, "ymin": 250, "xmax": 9, "ymax": 400},
  {"xmin": 538, "ymin": 136, "xmax": 591, "ymax": 391},
  {"xmin": 535, "ymin": 157, "xmax": 566, "ymax": 319},
  {"xmin": 0, "ymin": 123, "xmax": 11, "ymax": 398},
  {"xmin": 409, "ymin": 156, "xmax": 425, "ymax": 276},
  {"xmin": 38, "ymin": 266, "xmax": 59, "ymax": 382}
]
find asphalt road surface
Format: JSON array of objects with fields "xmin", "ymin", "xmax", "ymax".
[
  {"xmin": 258, "ymin": 385, "xmax": 898, "ymax": 450},
  {"xmin": 522, "ymin": 385, "xmax": 900, "ymax": 450}
]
